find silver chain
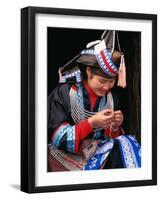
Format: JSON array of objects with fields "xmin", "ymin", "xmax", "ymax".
[{"xmin": 69, "ymin": 85, "xmax": 114, "ymax": 132}]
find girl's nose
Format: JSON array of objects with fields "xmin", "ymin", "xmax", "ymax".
[{"xmin": 102, "ymin": 84, "xmax": 110, "ymax": 91}]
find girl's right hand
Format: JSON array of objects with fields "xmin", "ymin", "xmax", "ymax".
[{"xmin": 88, "ymin": 109, "xmax": 114, "ymax": 129}]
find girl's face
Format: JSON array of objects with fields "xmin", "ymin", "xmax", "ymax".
[{"xmin": 86, "ymin": 67, "xmax": 116, "ymax": 96}]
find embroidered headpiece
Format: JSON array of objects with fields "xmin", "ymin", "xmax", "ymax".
[{"xmin": 59, "ymin": 30, "xmax": 126, "ymax": 88}]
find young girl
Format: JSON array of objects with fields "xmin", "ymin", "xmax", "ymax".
[{"xmin": 48, "ymin": 30, "xmax": 141, "ymax": 171}]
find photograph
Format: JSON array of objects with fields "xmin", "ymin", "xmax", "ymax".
[{"xmin": 47, "ymin": 28, "xmax": 141, "ymax": 172}]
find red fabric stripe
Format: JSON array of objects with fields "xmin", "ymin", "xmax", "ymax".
[
  {"xmin": 75, "ymin": 120, "xmax": 93, "ymax": 153},
  {"xmin": 100, "ymin": 51, "xmax": 118, "ymax": 75},
  {"xmin": 74, "ymin": 126, "xmax": 79, "ymax": 153},
  {"xmin": 104, "ymin": 128, "xmax": 110, "ymax": 137},
  {"xmin": 77, "ymin": 120, "xmax": 93, "ymax": 141},
  {"xmin": 83, "ymin": 81, "xmax": 98, "ymax": 111}
]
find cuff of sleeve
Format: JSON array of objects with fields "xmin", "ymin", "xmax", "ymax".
[
  {"xmin": 110, "ymin": 127, "xmax": 124, "ymax": 138},
  {"xmin": 76, "ymin": 119, "xmax": 93, "ymax": 141},
  {"xmin": 104, "ymin": 127, "xmax": 124, "ymax": 139}
]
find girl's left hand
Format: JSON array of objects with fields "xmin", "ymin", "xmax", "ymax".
[{"xmin": 110, "ymin": 110, "xmax": 124, "ymax": 130}]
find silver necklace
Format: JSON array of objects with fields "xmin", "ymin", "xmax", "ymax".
[{"xmin": 69, "ymin": 84, "xmax": 114, "ymax": 132}]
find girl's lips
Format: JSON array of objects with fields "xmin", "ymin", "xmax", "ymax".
[{"xmin": 99, "ymin": 89, "xmax": 109, "ymax": 93}]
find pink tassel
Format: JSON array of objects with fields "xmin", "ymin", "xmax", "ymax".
[{"xmin": 117, "ymin": 54, "xmax": 127, "ymax": 88}]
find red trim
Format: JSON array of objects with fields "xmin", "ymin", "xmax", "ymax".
[
  {"xmin": 74, "ymin": 128, "xmax": 80, "ymax": 153},
  {"xmin": 100, "ymin": 50, "xmax": 118, "ymax": 75},
  {"xmin": 111, "ymin": 127, "xmax": 123, "ymax": 138},
  {"xmin": 104, "ymin": 127, "xmax": 123, "ymax": 139},
  {"xmin": 83, "ymin": 81, "xmax": 98, "ymax": 98},
  {"xmin": 83, "ymin": 81, "xmax": 98, "ymax": 110},
  {"xmin": 71, "ymin": 84, "xmax": 78, "ymax": 91},
  {"xmin": 104, "ymin": 128, "xmax": 110, "ymax": 137},
  {"xmin": 75, "ymin": 120, "xmax": 93, "ymax": 153}
]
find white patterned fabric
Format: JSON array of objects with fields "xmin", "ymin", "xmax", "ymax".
[{"xmin": 84, "ymin": 135, "xmax": 141, "ymax": 170}]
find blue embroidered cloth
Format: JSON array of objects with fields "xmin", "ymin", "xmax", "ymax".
[{"xmin": 83, "ymin": 135, "xmax": 141, "ymax": 170}]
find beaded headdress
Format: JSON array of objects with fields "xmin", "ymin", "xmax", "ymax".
[{"xmin": 59, "ymin": 30, "xmax": 126, "ymax": 88}]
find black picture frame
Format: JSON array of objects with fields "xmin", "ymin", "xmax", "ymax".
[{"xmin": 21, "ymin": 6, "xmax": 157, "ymax": 193}]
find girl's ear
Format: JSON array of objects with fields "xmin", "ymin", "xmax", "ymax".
[{"xmin": 86, "ymin": 66, "xmax": 92, "ymax": 79}]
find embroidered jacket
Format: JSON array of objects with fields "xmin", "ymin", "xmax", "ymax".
[{"xmin": 48, "ymin": 81, "xmax": 123, "ymax": 154}]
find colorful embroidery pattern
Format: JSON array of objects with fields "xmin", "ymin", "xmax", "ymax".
[
  {"xmin": 83, "ymin": 135, "xmax": 141, "ymax": 170},
  {"xmin": 116, "ymin": 135, "xmax": 141, "ymax": 168},
  {"xmin": 52, "ymin": 123, "xmax": 76, "ymax": 153},
  {"xmin": 83, "ymin": 140, "xmax": 114, "ymax": 170},
  {"xmin": 96, "ymin": 48, "xmax": 118, "ymax": 77},
  {"xmin": 52, "ymin": 123, "xmax": 70, "ymax": 148},
  {"xmin": 67, "ymin": 126, "xmax": 75, "ymax": 153}
]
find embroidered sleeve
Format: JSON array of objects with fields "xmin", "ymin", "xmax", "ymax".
[{"xmin": 51, "ymin": 120, "xmax": 93, "ymax": 154}]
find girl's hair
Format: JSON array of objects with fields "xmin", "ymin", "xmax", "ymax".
[{"xmin": 79, "ymin": 50, "xmax": 121, "ymax": 80}]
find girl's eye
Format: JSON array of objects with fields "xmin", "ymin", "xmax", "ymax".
[{"xmin": 99, "ymin": 80, "xmax": 106, "ymax": 84}]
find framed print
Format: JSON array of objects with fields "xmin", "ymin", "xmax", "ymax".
[{"xmin": 21, "ymin": 6, "xmax": 157, "ymax": 193}]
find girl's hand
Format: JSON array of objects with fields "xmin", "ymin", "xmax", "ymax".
[
  {"xmin": 110, "ymin": 110, "xmax": 124, "ymax": 131},
  {"xmin": 88, "ymin": 109, "xmax": 114, "ymax": 129}
]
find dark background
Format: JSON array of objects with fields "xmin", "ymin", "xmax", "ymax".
[{"xmin": 47, "ymin": 27, "xmax": 141, "ymax": 142}]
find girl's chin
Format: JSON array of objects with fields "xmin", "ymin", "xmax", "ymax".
[{"xmin": 96, "ymin": 90, "xmax": 107, "ymax": 96}]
